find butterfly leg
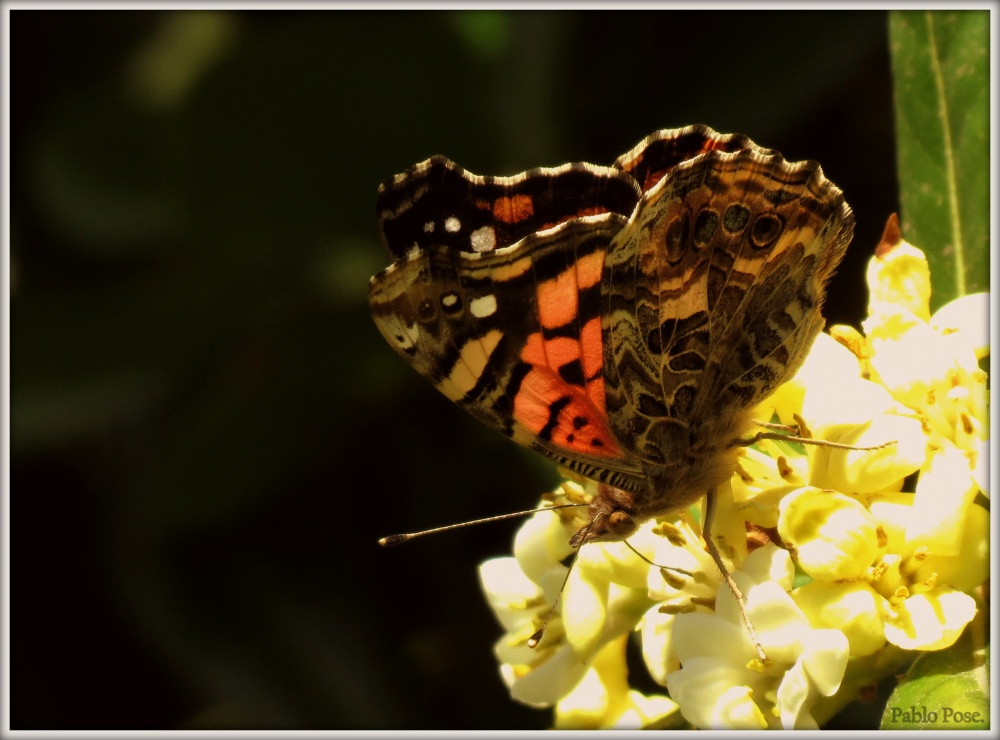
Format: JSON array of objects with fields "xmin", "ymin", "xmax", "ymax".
[
  {"xmin": 752, "ymin": 419, "xmax": 804, "ymax": 434},
  {"xmin": 703, "ymin": 487, "xmax": 768, "ymax": 663},
  {"xmin": 735, "ymin": 430, "xmax": 895, "ymax": 452}
]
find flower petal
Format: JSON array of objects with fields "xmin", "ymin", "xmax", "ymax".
[
  {"xmin": 910, "ymin": 502, "xmax": 990, "ymax": 594},
  {"xmin": 640, "ymin": 605, "xmax": 679, "ymax": 686},
  {"xmin": 666, "ymin": 657, "xmax": 768, "ymax": 730},
  {"xmin": 513, "ymin": 509, "xmax": 574, "ymax": 586},
  {"xmin": 770, "ymin": 332, "xmax": 864, "ymax": 426},
  {"xmin": 562, "ymin": 563, "xmax": 609, "ymax": 658},
  {"xmin": 672, "ymin": 611, "xmax": 752, "ymax": 664},
  {"xmin": 739, "ymin": 542, "xmax": 795, "ymax": 590},
  {"xmin": 620, "ymin": 690, "xmax": 679, "ymax": 728},
  {"xmin": 508, "ymin": 642, "xmax": 589, "ymax": 707},
  {"xmin": 554, "ymin": 634, "xmax": 628, "ymax": 728},
  {"xmin": 740, "ymin": 580, "xmax": 812, "ymax": 665},
  {"xmin": 775, "ymin": 658, "xmax": 817, "ymax": 729},
  {"xmin": 778, "ymin": 488, "xmax": 880, "ymax": 581},
  {"xmin": 906, "ymin": 443, "xmax": 980, "ymax": 556},
  {"xmin": 799, "ymin": 629, "xmax": 850, "ymax": 695},
  {"xmin": 930, "ymin": 293, "xmax": 990, "ymax": 360},
  {"xmin": 883, "ymin": 587, "xmax": 978, "ymax": 651},
  {"xmin": 971, "ymin": 436, "xmax": 989, "ymax": 498},
  {"xmin": 865, "ymin": 240, "xmax": 932, "ymax": 322},
  {"xmin": 479, "ymin": 556, "xmax": 545, "ymax": 633},
  {"xmin": 811, "ymin": 413, "xmax": 925, "ymax": 494},
  {"xmin": 553, "ymin": 664, "xmax": 611, "ymax": 728},
  {"xmin": 793, "ymin": 581, "xmax": 887, "ymax": 657}
]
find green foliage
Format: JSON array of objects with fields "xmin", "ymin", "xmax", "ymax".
[
  {"xmin": 888, "ymin": 10, "xmax": 989, "ymax": 307},
  {"xmin": 882, "ymin": 629, "xmax": 989, "ymax": 729}
]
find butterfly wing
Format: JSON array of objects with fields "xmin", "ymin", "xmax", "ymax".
[
  {"xmin": 614, "ymin": 124, "xmax": 757, "ymax": 194},
  {"xmin": 601, "ymin": 137, "xmax": 852, "ymax": 497},
  {"xmin": 370, "ymin": 215, "xmax": 648, "ymax": 491},
  {"xmin": 694, "ymin": 153, "xmax": 854, "ymax": 410},
  {"xmin": 370, "ymin": 130, "xmax": 853, "ymax": 511},
  {"xmin": 376, "ymin": 156, "xmax": 640, "ymax": 259}
]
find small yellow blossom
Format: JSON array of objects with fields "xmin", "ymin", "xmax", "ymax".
[
  {"xmin": 479, "ymin": 481, "xmax": 652, "ymax": 709},
  {"xmin": 778, "ymin": 488, "xmax": 881, "ymax": 581},
  {"xmin": 865, "ymin": 239, "xmax": 932, "ymax": 321},
  {"xmin": 864, "ymin": 487, "xmax": 985, "ymax": 652},
  {"xmin": 793, "ymin": 581, "xmax": 888, "ymax": 657},
  {"xmin": 882, "ymin": 587, "xmax": 979, "ymax": 652},
  {"xmin": 665, "ymin": 546, "xmax": 850, "ymax": 729},
  {"xmin": 860, "ymin": 238, "xmax": 988, "ymax": 459},
  {"xmin": 554, "ymin": 635, "xmax": 680, "ymax": 729}
]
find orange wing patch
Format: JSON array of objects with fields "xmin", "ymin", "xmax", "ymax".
[
  {"xmin": 535, "ymin": 249, "xmax": 604, "ymax": 331},
  {"xmin": 493, "ymin": 194, "xmax": 535, "ymax": 224},
  {"xmin": 579, "ymin": 317, "xmax": 604, "ymax": 395},
  {"xmin": 513, "ymin": 327, "xmax": 620, "ymax": 457}
]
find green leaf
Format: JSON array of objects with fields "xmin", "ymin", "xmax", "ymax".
[
  {"xmin": 888, "ymin": 10, "xmax": 989, "ymax": 309},
  {"xmin": 881, "ymin": 628, "xmax": 989, "ymax": 729}
]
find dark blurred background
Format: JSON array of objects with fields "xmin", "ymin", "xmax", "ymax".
[{"xmin": 9, "ymin": 9, "xmax": 898, "ymax": 730}]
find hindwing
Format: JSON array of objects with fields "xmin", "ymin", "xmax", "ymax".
[{"xmin": 601, "ymin": 143, "xmax": 853, "ymax": 486}]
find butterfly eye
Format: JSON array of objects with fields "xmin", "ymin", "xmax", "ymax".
[
  {"xmin": 750, "ymin": 212, "xmax": 785, "ymax": 249},
  {"xmin": 606, "ymin": 510, "xmax": 637, "ymax": 539},
  {"xmin": 722, "ymin": 203, "xmax": 751, "ymax": 233}
]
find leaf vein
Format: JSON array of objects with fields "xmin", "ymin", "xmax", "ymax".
[{"xmin": 925, "ymin": 10, "xmax": 966, "ymax": 297}]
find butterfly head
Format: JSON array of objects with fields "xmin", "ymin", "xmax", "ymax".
[{"xmin": 568, "ymin": 484, "xmax": 639, "ymax": 547}]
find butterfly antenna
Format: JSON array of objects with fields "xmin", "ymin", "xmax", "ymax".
[
  {"xmin": 378, "ymin": 503, "xmax": 588, "ymax": 546},
  {"xmin": 526, "ymin": 517, "xmax": 594, "ymax": 649},
  {"xmin": 526, "ymin": 559, "xmax": 575, "ymax": 649}
]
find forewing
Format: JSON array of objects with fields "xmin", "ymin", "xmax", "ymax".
[
  {"xmin": 614, "ymin": 124, "xmax": 758, "ymax": 194},
  {"xmin": 377, "ymin": 156, "xmax": 640, "ymax": 259},
  {"xmin": 369, "ymin": 215, "xmax": 648, "ymax": 492}
]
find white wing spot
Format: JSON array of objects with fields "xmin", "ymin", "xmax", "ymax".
[
  {"xmin": 441, "ymin": 293, "xmax": 459, "ymax": 309},
  {"xmin": 470, "ymin": 294, "xmax": 498, "ymax": 319},
  {"xmin": 470, "ymin": 225, "xmax": 497, "ymax": 252},
  {"xmin": 423, "ymin": 221, "xmax": 435, "ymax": 233},
  {"xmin": 445, "ymin": 216, "xmax": 461, "ymax": 232}
]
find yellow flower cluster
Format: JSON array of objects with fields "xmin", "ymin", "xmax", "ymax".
[{"xmin": 478, "ymin": 234, "xmax": 988, "ymax": 729}]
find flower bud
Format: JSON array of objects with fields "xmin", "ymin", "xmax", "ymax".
[{"xmin": 778, "ymin": 488, "xmax": 879, "ymax": 581}]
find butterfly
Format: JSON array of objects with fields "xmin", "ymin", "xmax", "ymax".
[{"xmin": 369, "ymin": 125, "xmax": 853, "ymax": 558}]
